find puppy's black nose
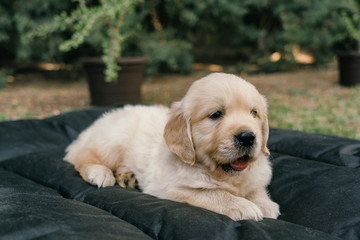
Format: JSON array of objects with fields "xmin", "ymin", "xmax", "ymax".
[{"xmin": 234, "ymin": 131, "xmax": 255, "ymax": 148}]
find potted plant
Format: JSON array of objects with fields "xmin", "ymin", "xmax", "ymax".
[
  {"xmin": 34, "ymin": 0, "xmax": 147, "ymax": 105},
  {"xmin": 338, "ymin": 0, "xmax": 360, "ymax": 86}
]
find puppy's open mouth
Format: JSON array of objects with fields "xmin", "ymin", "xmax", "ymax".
[{"xmin": 221, "ymin": 156, "xmax": 250, "ymax": 172}]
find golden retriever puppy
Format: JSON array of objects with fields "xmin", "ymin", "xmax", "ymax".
[{"xmin": 64, "ymin": 73, "xmax": 280, "ymax": 221}]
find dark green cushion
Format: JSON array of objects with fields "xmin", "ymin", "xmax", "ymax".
[{"xmin": 1, "ymin": 107, "xmax": 358, "ymax": 239}]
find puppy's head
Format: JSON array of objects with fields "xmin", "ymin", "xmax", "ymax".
[{"xmin": 164, "ymin": 73, "xmax": 269, "ymax": 174}]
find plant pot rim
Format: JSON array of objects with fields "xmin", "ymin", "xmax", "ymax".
[{"xmin": 81, "ymin": 56, "xmax": 147, "ymax": 65}]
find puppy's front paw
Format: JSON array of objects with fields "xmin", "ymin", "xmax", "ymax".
[
  {"xmin": 86, "ymin": 164, "xmax": 115, "ymax": 188},
  {"xmin": 224, "ymin": 198, "xmax": 263, "ymax": 221},
  {"xmin": 115, "ymin": 172, "xmax": 140, "ymax": 190},
  {"xmin": 257, "ymin": 199, "xmax": 280, "ymax": 219}
]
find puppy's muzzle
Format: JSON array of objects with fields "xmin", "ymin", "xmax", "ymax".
[{"xmin": 234, "ymin": 131, "xmax": 255, "ymax": 148}]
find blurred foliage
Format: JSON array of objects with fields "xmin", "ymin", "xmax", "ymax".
[
  {"xmin": 151, "ymin": 0, "xmax": 351, "ymax": 65},
  {"xmin": 0, "ymin": 0, "xmax": 74, "ymax": 62},
  {"xmin": 341, "ymin": 0, "xmax": 360, "ymax": 51},
  {"xmin": 136, "ymin": 31, "xmax": 193, "ymax": 74},
  {"xmin": 0, "ymin": 0, "xmax": 358, "ymax": 74},
  {"xmin": 274, "ymin": 0, "xmax": 350, "ymax": 63}
]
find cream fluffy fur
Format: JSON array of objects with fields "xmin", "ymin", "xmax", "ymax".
[{"xmin": 64, "ymin": 73, "xmax": 280, "ymax": 221}]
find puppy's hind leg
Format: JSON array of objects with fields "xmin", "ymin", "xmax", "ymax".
[
  {"xmin": 115, "ymin": 172, "xmax": 140, "ymax": 190},
  {"xmin": 71, "ymin": 151, "xmax": 116, "ymax": 188}
]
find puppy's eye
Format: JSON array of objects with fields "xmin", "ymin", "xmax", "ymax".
[
  {"xmin": 251, "ymin": 109, "xmax": 258, "ymax": 118},
  {"xmin": 209, "ymin": 111, "xmax": 223, "ymax": 120}
]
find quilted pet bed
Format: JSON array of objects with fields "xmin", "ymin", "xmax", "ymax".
[{"xmin": 0, "ymin": 107, "xmax": 359, "ymax": 239}]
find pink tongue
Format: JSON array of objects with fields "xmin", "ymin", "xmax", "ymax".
[{"xmin": 230, "ymin": 159, "xmax": 249, "ymax": 171}]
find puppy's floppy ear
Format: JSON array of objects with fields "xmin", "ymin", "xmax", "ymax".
[
  {"xmin": 261, "ymin": 96, "xmax": 270, "ymax": 155},
  {"xmin": 164, "ymin": 102, "xmax": 196, "ymax": 165}
]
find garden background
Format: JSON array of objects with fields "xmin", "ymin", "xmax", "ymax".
[{"xmin": 0, "ymin": 0, "xmax": 359, "ymax": 139}]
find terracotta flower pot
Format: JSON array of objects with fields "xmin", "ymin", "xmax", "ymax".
[
  {"xmin": 82, "ymin": 57, "xmax": 147, "ymax": 106},
  {"xmin": 337, "ymin": 52, "xmax": 360, "ymax": 87}
]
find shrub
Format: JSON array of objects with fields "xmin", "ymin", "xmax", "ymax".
[
  {"xmin": 137, "ymin": 32, "xmax": 193, "ymax": 75},
  {"xmin": 0, "ymin": 0, "xmax": 73, "ymax": 63},
  {"xmin": 341, "ymin": 0, "xmax": 360, "ymax": 51},
  {"xmin": 153, "ymin": 0, "xmax": 350, "ymax": 65},
  {"xmin": 0, "ymin": 0, "xmax": 357, "ymax": 73}
]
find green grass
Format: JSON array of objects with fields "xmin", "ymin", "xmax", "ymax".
[
  {"xmin": 0, "ymin": 113, "xmax": 9, "ymax": 122},
  {"xmin": 268, "ymin": 85, "xmax": 360, "ymax": 139},
  {"xmin": 0, "ymin": 112, "xmax": 37, "ymax": 122}
]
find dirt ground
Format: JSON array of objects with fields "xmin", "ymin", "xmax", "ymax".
[{"xmin": 0, "ymin": 72, "xmax": 89, "ymax": 120}]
